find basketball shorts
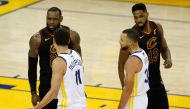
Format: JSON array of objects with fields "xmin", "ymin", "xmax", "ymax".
[
  {"xmin": 57, "ymin": 106, "xmax": 86, "ymax": 109},
  {"xmin": 147, "ymin": 84, "xmax": 169, "ymax": 109}
]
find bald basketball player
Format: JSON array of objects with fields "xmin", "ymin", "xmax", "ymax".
[{"xmin": 28, "ymin": 7, "xmax": 81, "ymax": 109}]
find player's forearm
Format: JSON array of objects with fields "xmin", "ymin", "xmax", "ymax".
[
  {"xmin": 161, "ymin": 47, "xmax": 171, "ymax": 60},
  {"xmin": 28, "ymin": 73, "xmax": 37, "ymax": 93},
  {"xmin": 118, "ymin": 53, "xmax": 126, "ymax": 88},
  {"xmin": 118, "ymin": 63, "xmax": 125, "ymax": 88},
  {"xmin": 118, "ymin": 87, "xmax": 132, "ymax": 109},
  {"xmin": 34, "ymin": 89, "xmax": 57, "ymax": 109},
  {"xmin": 118, "ymin": 49, "xmax": 129, "ymax": 88},
  {"xmin": 28, "ymin": 56, "xmax": 38, "ymax": 93}
]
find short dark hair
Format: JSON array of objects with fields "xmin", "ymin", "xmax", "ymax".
[
  {"xmin": 54, "ymin": 28, "xmax": 70, "ymax": 46},
  {"xmin": 122, "ymin": 28, "xmax": 140, "ymax": 42},
  {"xmin": 47, "ymin": 7, "xmax": 62, "ymax": 16},
  {"xmin": 132, "ymin": 3, "xmax": 147, "ymax": 12}
]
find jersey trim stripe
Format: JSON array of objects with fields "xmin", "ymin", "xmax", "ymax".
[
  {"xmin": 131, "ymin": 97, "xmax": 134, "ymax": 109},
  {"xmin": 130, "ymin": 55, "xmax": 142, "ymax": 62},
  {"xmin": 128, "ymin": 98, "xmax": 131, "ymax": 109},
  {"xmin": 131, "ymin": 49, "xmax": 142, "ymax": 55},
  {"xmin": 59, "ymin": 49, "xmax": 72, "ymax": 55},
  {"xmin": 134, "ymin": 73, "xmax": 139, "ymax": 96},
  {"xmin": 61, "ymin": 80, "xmax": 67, "ymax": 109},
  {"xmin": 129, "ymin": 73, "xmax": 138, "ymax": 109}
]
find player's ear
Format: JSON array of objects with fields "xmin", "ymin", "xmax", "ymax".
[
  {"xmin": 68, "ymin": 39, "xmax": 70, "ymax": 45},
  {"xmin": 147, "ymin": 12, "xmax": 149, "ymax": 17},
  {"xmin": 129, "ymin": 40, "xmax": 133, "ymax": 45},
  {"xmin": 60, "ymin": 16, "xmax": 63, "ymax": 22}
]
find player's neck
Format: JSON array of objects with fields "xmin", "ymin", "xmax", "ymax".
[
  {"xmin": 142, "ymin": 21, "xmax": 151, "ymax": 34},
  {"xmin": 128, "ymin": 44, "xmax": 141, "ymax": 54},
  {"xmin": 56, "ymin": 46, "xmax": 69, "ymax": 54}
]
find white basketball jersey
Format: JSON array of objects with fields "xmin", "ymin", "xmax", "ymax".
[
  {"xmin": 57, "ymin": 50, "xmax": 86, "ymax": 108},
  {"xmin": 129, "ymin": 49, "xmax": 149, "ymax": 96}
]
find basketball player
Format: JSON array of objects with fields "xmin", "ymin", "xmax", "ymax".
[
  {"xmin": 118, "ymin": 28, "xmax": 149, "ymax": 109},
  {"xmin": 30, "ymin": 28, "xmax": 86, "ymax": 109},
  {"xmin": 28, "ymin": 7, "xmax": 81, "ymax": 109},
  {"xmin": 118, "ymin": 3, "xmax": 172, "ymax": 109}
]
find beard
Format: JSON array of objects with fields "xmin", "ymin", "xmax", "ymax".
[
  {"xmin": 47, "ymin": 23, "xmax": 60, "ymax": 33},
  {"xmin": 137, "ymin": 20, "xmax": 148, "ymax": 30}
]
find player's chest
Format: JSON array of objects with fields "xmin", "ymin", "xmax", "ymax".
[
  {"xmin": 138, "ymin": 33, "xmax": 161, "ymax": 50},
  {"xmin": 39, "ymin": 38, "xmax": 56, "ymax": 54}
]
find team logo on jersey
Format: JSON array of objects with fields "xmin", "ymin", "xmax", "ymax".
[
  {"xmin": 153, "ymin": 29, "xmax": 157, "ymax": 35},
  {"xmin": 50, "ymin": 54, "xmax": 57, "ymax": 66},
  {"xmin": 147, "ymin": 37, "xmax": 157, "ymax": 50},
  {"xmin": 45, "ymin": 37, "xmax": 51, "ymax": 42},
  {"xmin": 50, "ymin": 44, "xmax": 56, "ymax": 53},
  {"xmin": 140, "ymin": 35, "xmax": 145, "ymax": 39},
  {"xmin": 50, "ymin": 44, "xmax": 57, "ymax": 67}
]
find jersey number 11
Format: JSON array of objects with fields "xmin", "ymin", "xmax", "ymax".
[{"xmin": 75, "ymin": 69, "xmax": 82, "ymax": 85}]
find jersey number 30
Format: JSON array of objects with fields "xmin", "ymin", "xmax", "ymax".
[{"xmin": 75, "ymin": 70, "xmax": 82, "ymax": 85}]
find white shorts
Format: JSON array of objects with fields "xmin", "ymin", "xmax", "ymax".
[
  {"xmin": 57, "ymin": 106, "xmax": 86, "ymax": 109},
  {"xmin": 124, "ymin": 93, "xmax": 148, "ymax": 109}
]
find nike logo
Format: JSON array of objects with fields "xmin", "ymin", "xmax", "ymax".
[
  {"xmin": 45, "ymin": 38, "xmax": 51, "ymax": 41},
  {"xmin": 153, "ymin": 29, "xmax": 156, "ymax": 35},
  {"xmin": 140, "ymin": 35, "xmax": 145, "ymax": 39}
]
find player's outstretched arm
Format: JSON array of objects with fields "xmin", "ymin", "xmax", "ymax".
[{"xmin": 33, "ymin": 57, "xmax": 66, "ymax": 109}]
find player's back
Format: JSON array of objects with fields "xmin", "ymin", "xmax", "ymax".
[
  {"xmin": 57, "ymin": 50, "xmax": 86, "ymax": 108},
  {"xmin": 130, "ymin": 49, "xmax": 149, "ymax": 96}
]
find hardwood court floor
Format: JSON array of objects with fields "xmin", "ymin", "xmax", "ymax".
[{"xmin": 0, "ymin": 77, "xmax": 190, "ymax": 109}]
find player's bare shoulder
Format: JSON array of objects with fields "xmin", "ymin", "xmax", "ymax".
[
  {"xmin": 29, "ymin": 32, "xmax": 41, "ymax": 48},
  {"xmin": 70, "ymin": 29, "xmax": 80, "ymax": 44},
  {"xmin": 29, "ymin": 32, "xmax": 41, "ymax": 57},
  {"xmin": 126, "ymin": 56, "xmax": 143, "ymax": 71},
  {"xmin": 69, "ymin": 29, "xmax": 81, "ymax": 55},
  {"xmin": 52, "ymin": 57, "xmax": 67, "ymax": 73},
  {"xmin": 53, "ymin": 57, "xmax": 65, "ymax": 65},
  {"xmin": 127, "ymin": 56, "xmax": 140, "ymax": 65},
  {"xmin": 155, "ymin": 22, "xmax": 163, "ymax": 34},
  {"xmin": 156, "ymin": 22, "xmax": 162, "ymax": 27}
]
